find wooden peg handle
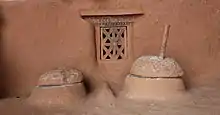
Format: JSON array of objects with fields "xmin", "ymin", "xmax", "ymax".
[{"xmin": 159, "ymin": 24, "xmax": 171, "ymax": 59}]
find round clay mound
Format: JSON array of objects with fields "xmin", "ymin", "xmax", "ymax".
[
  {"xmin": 26, "ymin": 68, "xmax": 86, "ymax": 108},
  {"xmin": 130, "ymin": 56, "xmax": 184, "ymax": 78},
  {"xmin": 38, "ymin": 67, "xmax": 83, "ymax": 86}
]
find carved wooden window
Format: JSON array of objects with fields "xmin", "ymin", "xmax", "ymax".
[
  {"xmin": 100, "ymin": 26, "xmax": 127, "ymax": 61},
  {"xmin": 80, "ymin": 9, "xmax": 144, "ymax": 62}
]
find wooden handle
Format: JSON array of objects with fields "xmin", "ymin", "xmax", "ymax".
[{"xmin": 159, "ymin": 24, "xmax": 171, "ymax": 59}]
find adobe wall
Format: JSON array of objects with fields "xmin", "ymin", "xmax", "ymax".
[{"xmin": 0, "ymin": 0, "xmax": 219, "ymax": 97}]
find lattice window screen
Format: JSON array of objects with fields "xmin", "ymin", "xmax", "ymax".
[{"xmin": 100, "ymin": 26, "xmax": 127, "ymax": 60}]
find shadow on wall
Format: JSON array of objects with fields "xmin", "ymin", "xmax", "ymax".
[{"xmin": 0, "ymin": 6, "xmax": 8, "ymax": 99}]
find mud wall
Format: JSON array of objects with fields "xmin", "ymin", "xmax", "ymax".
[{"xmin": 0, "ymin": 0, "xmax": 219, "ymax": 97}]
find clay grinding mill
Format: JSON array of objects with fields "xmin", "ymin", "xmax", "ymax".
[
  {"xmin": 124, "ymin": 24, "xmax": 186, "ymax": 100},
  {"xmin": 26, "ymin": 68, "xmax": 86, "ymax": 108}
]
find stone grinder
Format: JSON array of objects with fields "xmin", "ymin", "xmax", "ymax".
[{"xmin": 124, "ymin": 24, "xmax": 186, "ymax": 100}]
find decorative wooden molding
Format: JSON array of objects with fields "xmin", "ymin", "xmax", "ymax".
[
  {"xmin": 80, "ymin": 9, "xmax": 143, "ymax": 25},
  {"xmin": 80, "ymin": 9, "xmax": 144, "ymax": 17}
]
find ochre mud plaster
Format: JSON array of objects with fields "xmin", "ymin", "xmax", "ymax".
[
  {"xmin": 0, "ymin": 0, "xmax": 219, "ymax": 97},
  {"xmin": 85, "ymin": 82, "xmax": 115, "ymax": 107}
]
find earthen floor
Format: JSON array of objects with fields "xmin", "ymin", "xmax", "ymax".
[{"xmin": 0, "ymin": 81, "xmax": 220, "ymax": 115}]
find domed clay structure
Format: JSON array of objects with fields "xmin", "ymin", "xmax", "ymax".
[
  {"xmin": 26, "ymin": 67, "xmax": 86, "ymax": 108},
  {"xmin": 124, "ymin": 25, "xmax": 186, "ymax": 100}
]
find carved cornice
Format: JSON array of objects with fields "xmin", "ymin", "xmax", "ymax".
[
  {"xmin": 80, "ymin": 9, "xmax": 144, "ymax": 26},
  {"xmin": 83, "ymin": 16, "xmax": 135, "ymax": 26}
]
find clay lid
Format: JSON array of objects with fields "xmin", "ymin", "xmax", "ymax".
[
  {"xmin": 130, "ymin": 56, "xmax": 184, "ymax": 78},
  {"xmin": 38, "ymin": 67, "xmax": 83, "ymax": 86}
]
